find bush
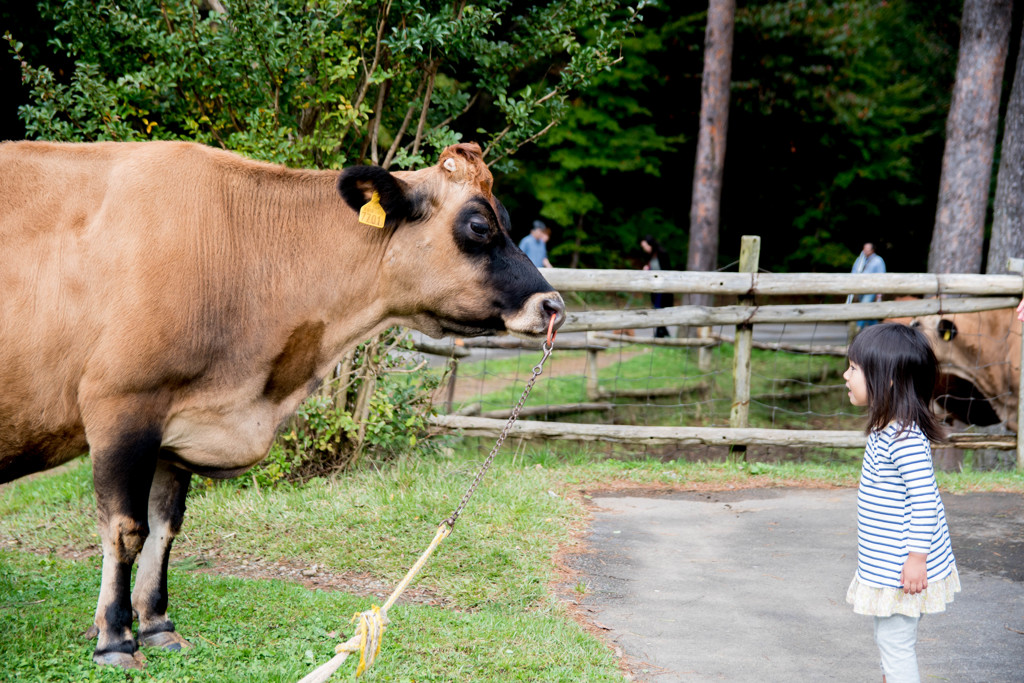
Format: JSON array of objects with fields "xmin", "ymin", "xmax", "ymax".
[{"xmin": 8, "ymin": 0, "xmax": 643, "ymax": 172}]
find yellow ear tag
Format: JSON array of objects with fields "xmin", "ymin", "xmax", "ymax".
[{"xmin": 358, "ymin": 191, "xmax": 386, "ymax": 228}]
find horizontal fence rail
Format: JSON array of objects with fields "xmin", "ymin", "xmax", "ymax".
[
  {"xmin": 542, "ymin": 269, "xmax": 1024, "ymax": 296},
  {"xmin": 430, "ymin": 416, "xmax": 1018, "ymax": 451},
  {"xmin": 559, "ymin": 297, "xmax": 1022, "ymax": 332}
]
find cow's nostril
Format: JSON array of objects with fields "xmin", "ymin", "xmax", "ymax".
[{"xmin": 542, "ymin": 296, "xmax": 566, "ymax": 328}]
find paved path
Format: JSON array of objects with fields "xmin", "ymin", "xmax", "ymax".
[{"xmin": 564, "ymin": 489, "xmax": 1024, "ymax": 682}]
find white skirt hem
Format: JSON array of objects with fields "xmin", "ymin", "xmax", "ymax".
[{"xmin": 846, "ymin": 565, "xmax": 961, "ymax": 618}]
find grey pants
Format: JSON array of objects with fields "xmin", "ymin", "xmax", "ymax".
[{"xmin": 873, "ymin": 614, "xmax": 921, "ymax": 682}]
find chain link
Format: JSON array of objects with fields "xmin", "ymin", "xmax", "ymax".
[{"xmin": 440, "ymin": 340, "xmax": 554, "ymax": 530}]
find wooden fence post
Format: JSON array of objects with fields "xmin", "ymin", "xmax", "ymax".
[
  {"xmin": 697, "ymin": 325, "xmax": 713, "ymax": 371},
  {"xmin": 1011, "ymin": 256, "xmax": 1024, "ymax": 471},
  {"xmin": 444, "ymin": 358, "xmax": 459, "ymax": 414},
  {"xmin": 730, "ymin": 236, "xmax": 759, "ymax": 460},
  {"xmin": 585, "ymin": 341, "xmax": 601, "ymax": 400},
  {"xmin": 1018, "ymin": 322, "xmax": 1024, "ymax": 470}
]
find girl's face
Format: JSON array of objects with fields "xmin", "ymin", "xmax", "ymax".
[{"xmin": 843, "ymin": 362, "xmax": 868, "ymax": 406}]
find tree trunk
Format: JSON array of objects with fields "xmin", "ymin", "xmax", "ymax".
[
  {"xmin": 687, "ymin": 0, "xmax": 735, "ymax": 308},
  {"xmin": 928, "ymin": 0, "xmax": 1013, "ymax": 274},
  {"xmin": 987, "ymin": 24, "xmax": 1024, "ymax": 274}
]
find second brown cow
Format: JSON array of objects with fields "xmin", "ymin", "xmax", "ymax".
[{"xmin": 907, "ymin": 308, "xmax": 1020, "ymax": 431}]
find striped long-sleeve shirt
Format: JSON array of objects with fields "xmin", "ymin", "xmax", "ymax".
[{"xmin": 855, "ymin": 422, "xmax": 956, "ymax": 589}]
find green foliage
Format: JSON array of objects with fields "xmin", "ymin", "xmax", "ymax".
[
  {"xmin": 510, "ymin": 5, "xmax": 694, "ymax": 268},
  {"xmin": 8, "ymin": 0, "xmax": 647, "ymax": 170},
  {"xmin": 730, "ymin": 0, "xmax": 958, "ymax": 270},
  {"xmin": 496, "ymin": 0, "xmax": 960, "ymax": 272}
]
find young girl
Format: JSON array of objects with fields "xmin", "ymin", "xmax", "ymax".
[{"xmin": 843, "ymin": 323, "xmax": 960, "ymax": 683}]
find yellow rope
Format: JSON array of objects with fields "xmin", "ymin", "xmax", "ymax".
[
  {"xmin": 298, "ymin": 523, "xmax": 453, "ymax": 683},
  {"xmin": 383, "ymin": 522, "xmax": 452, "ymax": 613}
]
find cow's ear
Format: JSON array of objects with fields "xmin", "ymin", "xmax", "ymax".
[
  {"xmin": 337, "ymin": 165, "xmax": 413, "ymax": 226},
  {"xmin": 493, "ymin": 197, "xmax": 512, "ymax": 233}
]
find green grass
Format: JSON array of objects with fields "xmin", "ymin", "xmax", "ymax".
[
  {"xmin": 0, "ymin": 549, "xmax": 616, "ymax": 682},
  {"xmin": 2, "ymin": 359, "xmax": 1022, "ymax": 680},
  {"xmin": 0, "ymin": 451, "xmax": 628, "ymax": 682}
]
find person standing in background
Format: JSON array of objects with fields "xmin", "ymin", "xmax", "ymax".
[
  {"xmin": 518, "ymin": 220, "xmax": 552, "ymax": 268},
  {"xmin": 641, "ymin": 235, "xmax": 674, "ymax": 338},
  {"xmin": 848, "ymin": 242, "xmax": 886, "ymax": 329}
]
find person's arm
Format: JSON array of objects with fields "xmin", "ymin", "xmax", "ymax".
[
  {"xmin": 542, "ymin": 257, "xmax": 552, "ymax": 268},
  {"xmin": 890, "ymin": 432, "xmax": 937, "ymax": 593}
]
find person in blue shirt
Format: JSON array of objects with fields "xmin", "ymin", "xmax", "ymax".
[
  {"xmin": 848, "ymin": 242, "xmax": 886, "ymax": 328},
  {"xmin": 518, "ymin": 220, "xmax": 551, "ymax": 268}
]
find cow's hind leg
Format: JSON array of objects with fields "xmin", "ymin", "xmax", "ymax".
[
  {"xmin": 89, "ymin": 424, "xmax": 161, "ymax": 669},
  {"xmin": 133, "ymin": 459, "xmax": 193, "ymax": 651}
]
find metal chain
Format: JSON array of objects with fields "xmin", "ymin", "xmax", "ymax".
[{"xmin": 440, "ymin": 340, "xmax": 554, "ymax": 530}]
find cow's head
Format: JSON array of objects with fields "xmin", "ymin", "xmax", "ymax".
[
  {"xmin": 905, "ymin": 310, "xmax": 1020, "ymax": 430},
  {"xmin": 338, "ymin": 143, "xmax": 564, "ymax": 339}
]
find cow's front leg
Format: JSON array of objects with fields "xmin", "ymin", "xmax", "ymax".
[
  {"xmin": 89, "ymin": 425, "xmax": 161, "ymax": 669},
  {"xmin": 133, "ymin": 459, "xmax": 193, "ymax": 651}
]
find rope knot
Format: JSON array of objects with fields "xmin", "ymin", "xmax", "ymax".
[{"xmin": 340, "ymin": 605, "xmax": 389, "ymax": 676}]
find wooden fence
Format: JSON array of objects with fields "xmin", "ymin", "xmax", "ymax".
[{"xmin": 428, "ymin": 236, "xmax": 1024, "ymax": 470}]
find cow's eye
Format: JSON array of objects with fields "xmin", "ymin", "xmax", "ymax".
[{"xmin": 469, "ymin": 220, "xmax": 490, "ymax": 238}]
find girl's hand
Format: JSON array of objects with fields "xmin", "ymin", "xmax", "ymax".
[{"xmin": 900, "ymin": 552, "xmax": 928, "ymax": 594}]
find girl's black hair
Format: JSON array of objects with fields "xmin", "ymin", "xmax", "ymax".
[{"xmin": 847, "ymin": 323, "xmax": 945, "ymax": 442}]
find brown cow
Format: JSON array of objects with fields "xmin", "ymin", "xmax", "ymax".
[
  {"xmin": 0, "ymin": 140, "xmax": 565, "ymax": 668},
  {"xmin": 906, "ymin": 309, "xmax": 1020, "ymax": 431}
]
